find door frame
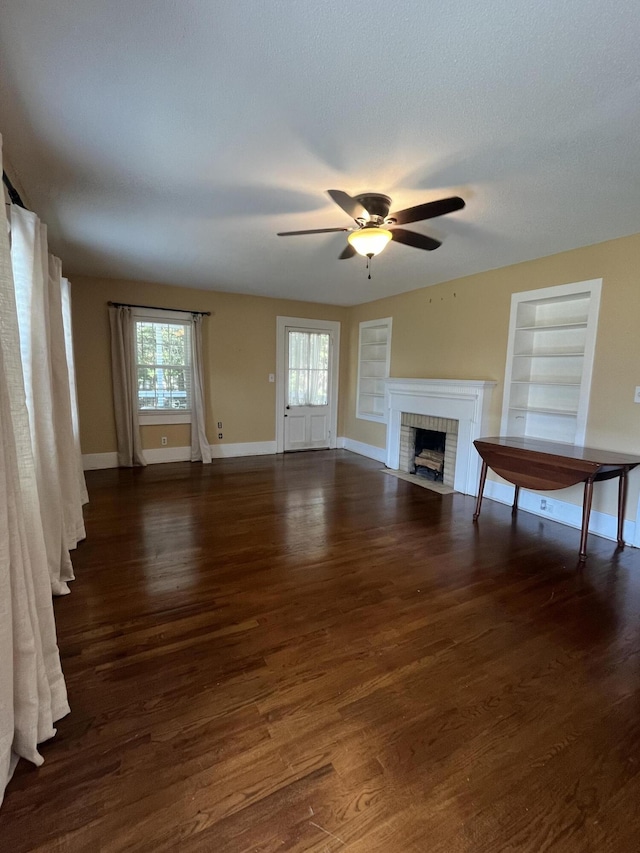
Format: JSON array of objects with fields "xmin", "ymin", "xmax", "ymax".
[{"xmin": 276, "ymin": 316, "xmax": 340, "ymax": 453}]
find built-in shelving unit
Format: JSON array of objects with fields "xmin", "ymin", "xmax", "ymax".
[
  {"xmin": 357, "ymin": 317, "xmax": 392, "ymax": 422},
  {"xmin": 501, "ymin": 280, "xmax": 602, "ymax": 444}
]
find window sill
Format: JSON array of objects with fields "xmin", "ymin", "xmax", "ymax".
[{"xmin": 139, "ymin": 412, "xmax": 192, "ymax": 425}]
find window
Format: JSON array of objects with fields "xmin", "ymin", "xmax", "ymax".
[
  {"xmin": 501, "ymin": 279, "xmax": 602, "ymax": 444},
  {"xmin": 357, "ymin": 317, "xmax": 392, "ymax": 422},
  {"xmin": 134, "ymin": 314, "xmax": 192, "ymax": 423}
]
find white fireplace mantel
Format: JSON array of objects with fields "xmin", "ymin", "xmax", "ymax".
[{"xmin": 384, "ymin": 378, "xmax": 496, "ymax": 495}]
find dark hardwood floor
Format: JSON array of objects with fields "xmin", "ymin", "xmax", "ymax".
[{"xmin": 2, "ymin": 450, "xmax": 640, "ymax": 852}]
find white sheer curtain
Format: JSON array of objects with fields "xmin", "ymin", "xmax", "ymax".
[
  {"xmin": 109, "ymin": 305, "xmax": 147, "ymax": 467},
  {"xmin": 190, "ymin": 314, "xmax": 211, "ymax": 463},
  {"xmin": 48, "ymin": 256, "xmax": 87, "ymax": 547},
  {"xmin": 61, "ymin": 278, "xmax": 89, "ymax": 508},
  {"xmin": 10, "ymin": 206, "xmax": 87, "ymax": 595},
  {"xmin": 1, "ymin": 138, "xmax": 70, "ymax": 805}
]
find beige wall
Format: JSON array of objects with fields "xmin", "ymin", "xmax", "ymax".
[
  {"xmin": 72, "ymin": 231, "xmax": 640, "ymax": 521},
  {"xmin": 72, "ymin": 277, "xmax": 348, "ymax": 454},
  {"xmin": 344, "ymin": 232, "xmax": 640, "ymax": 520}
]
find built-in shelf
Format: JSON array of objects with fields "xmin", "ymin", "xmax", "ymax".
[
  {"xmin": 501, "ymin": 280, "xmax": 602, "ymax": 445},
  {"xmin": 357, "ymin": 318, "xmax": 392, "ymax": 422}
]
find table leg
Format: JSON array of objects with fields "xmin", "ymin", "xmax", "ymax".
[
  {"xmin": 579, "ymin": 477, "xmax": 594, "ymax": 561},
  {"xmin": 617, "ymin": 467, "xmax": 628, "ymax": 548},
  {"xmin": 512, "ymin": 485, "xmax": 520, "ymax": 516},
  {"xmin": 473, "ymin": 460, "xmax": 488, "ymax": 521}
]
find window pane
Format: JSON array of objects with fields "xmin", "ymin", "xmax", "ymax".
[
  {"xmin": 163, "ymin": 325, "xmax": 187, "ymax": 366},
  {"xmin": 135, "ymin": 320, "xmax": 191, "ymax": 410},
  {"xmin": 137, "ymin": 322, "xmax": 155, "ymax": 364}
]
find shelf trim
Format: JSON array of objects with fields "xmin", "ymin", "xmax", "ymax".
[
  {"xmin": 515, "ymin": 321, "xmax": 588, "ymax": 331},
  {"xmin": 513, "ymin": 351, "xmax": 585, "ymax": 358},
  {"xmin": 509, "ymin": 405, "xmax": 578, "ymax": 416},
  {"xmin": 510, "ymin": 380, "xmax": 582, "ymax": 387}
]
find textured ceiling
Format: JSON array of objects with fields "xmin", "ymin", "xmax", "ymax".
[{"xmin": 1, "ymin": 1, "xmax": 640, "ymax": 305}]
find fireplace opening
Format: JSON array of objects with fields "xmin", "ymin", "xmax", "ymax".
[
  {"xmin": 413, "ymin": 428, "xmax": 446, "ymax": 481},
  {"xmin": 398, "ymin": 414, "xmax": 459, "ymax": 489}
]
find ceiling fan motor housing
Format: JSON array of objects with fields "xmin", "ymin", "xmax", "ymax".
[{"xmin": 354, "ymin": 193, "xmax": 392, "ymax": 224}]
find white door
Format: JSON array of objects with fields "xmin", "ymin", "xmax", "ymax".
[{"xmin": 284, "ymin": 327, "xmax": 332, "ymax": 451}]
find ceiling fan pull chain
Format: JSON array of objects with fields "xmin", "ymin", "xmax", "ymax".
[{"xmin": 367, "ymin": 256, "xmax": 371, "ymax": 280}]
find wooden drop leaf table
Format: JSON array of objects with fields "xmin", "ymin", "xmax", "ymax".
[{"xmin": 473, "ymin": 436, "xmax": 640, "ymax": 561}]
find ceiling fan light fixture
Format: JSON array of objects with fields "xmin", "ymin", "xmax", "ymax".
[{"xmin": 347, "ymin": 227, "xmax": 392, "ymax": 257}]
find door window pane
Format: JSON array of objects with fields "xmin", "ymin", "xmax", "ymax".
[{"xmin": 287, "ymin": 331, "xmax": 329, "ymax": 406}]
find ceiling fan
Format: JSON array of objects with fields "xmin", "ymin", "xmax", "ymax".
[{"xmin": 277, "ymin": 190, "xmax": 465, "ymax": 260}]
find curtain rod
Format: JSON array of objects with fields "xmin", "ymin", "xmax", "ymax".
[
  {"xmin": 108, "ymin": 300, "xmax": 211, "ymax": 316},
  {"xmin": 3, "ymin": 171, "xmax": 27, "ymax": 209}
]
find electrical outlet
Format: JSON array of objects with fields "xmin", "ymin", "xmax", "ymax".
[
  {"xmin": 217, "ymin": 421, "xmax": 222, "ymax": 429},
  {"xmin": 161, "ymin": 436, "xmax": 167, "ymax": 446},
  {"xmin": 269, "ymin": 374, "xmax": 275, "ymax": 383},
  {"xmin": 634, "ymin": 386, "xmax": 640, "ymax": 403},
  {"xmin": 540, "ymin": 498, "xmax": 546, "ymax": 510},
  {"xmin": 540, "ymin": 499, "xmax": 554, "ymax": 514}
]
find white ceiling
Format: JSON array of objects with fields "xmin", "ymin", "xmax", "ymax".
[{"xmin": 1, "ymin": 1, "xmax": 640, "ymax": 306}]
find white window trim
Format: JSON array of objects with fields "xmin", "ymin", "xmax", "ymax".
[
  {"xmin": 132, "ymin": 307, "xmax": 193, "ymax": 426},
  {"xmin": 139, "ymin": 411, "xmax": 192, "ymax": 426}
]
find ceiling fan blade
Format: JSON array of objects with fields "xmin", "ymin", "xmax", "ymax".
[
  {"xmin": 338, "ymin": 244, "xmax": 357, "ymax": 260},
  {"xmin": 391, "ymin": 228, "xmax": 442, "ymax": 251},
  {"xmin": 391, "ymin": 196, "xmax": 465, "ymax": 226},
  {"xmin": 327, "ymin": 189, "xmax": 368, "ymax": 221},
  {"xmin": 277, "ymin": 227, "xmax": 351, "ymax": 236}
]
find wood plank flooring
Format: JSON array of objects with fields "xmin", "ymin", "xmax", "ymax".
[{"xmin": 2, "ymin": 449, "xmax": 640, "ymax": 851}]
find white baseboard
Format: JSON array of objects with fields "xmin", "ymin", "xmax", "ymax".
[
  {"xmin": 144, "ymin": 446, "xmax": 191, "ymax": 464},
  {"xmin": 210, "ymin": 440, "xmax": 277, "ymax": 458},
  {"xmin": 339, "ymin": 437, "xmax": 387, "ymax": 464},
  {"xmin": 82, "ymin": 447, "xmax": 192, "ymax": 469},
  {"xmin": 83, "ymin": 441, "xmax": 278, "ymax": 469},
  {"xmin": 483, "ymin": 479, "xmax": 637, "ymax": 547},
  {"xmin": 82, "ymin": 452, "xmax": 119, "ymax": 470}
]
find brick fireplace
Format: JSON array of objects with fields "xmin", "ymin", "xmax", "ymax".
[
  {"xmin": 399, "ymin": 414, "xmax": 458, "ymax": 487},
  {"xmin": 384, "ymin": 379, "xmax": 496, "ymax": 496}
]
